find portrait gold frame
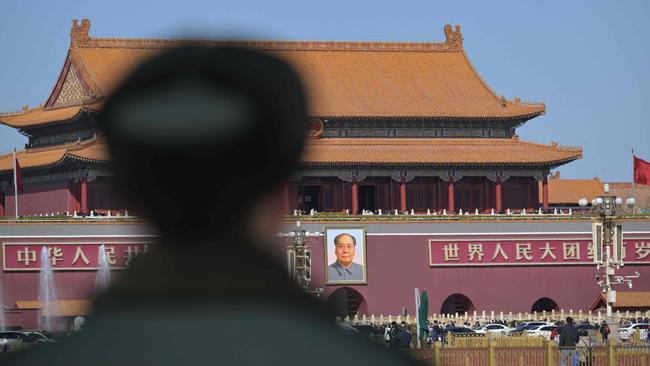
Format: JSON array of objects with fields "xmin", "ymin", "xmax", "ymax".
[{"xmin": 324, "ymin": 226, "xmax": 367, "ymax": 285}]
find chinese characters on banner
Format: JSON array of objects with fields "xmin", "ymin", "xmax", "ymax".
[
  {"xmin": 3, "ymin": 242, "xmax": 152, "ymax": 271},
  {"xmin": 429, "ymin": 236, "xmax": 650, "ymax": 267}
]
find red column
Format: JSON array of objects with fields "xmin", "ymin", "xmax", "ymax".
[
  {"xmin": 0, "ymin": 190, "xmax": 5, "ymax": 217},
  {"xmin": 282, "ymin": 183, "xmax": 290, "ymax": 214},
  {"xmin": 351, "ymin": 178, "xmax": 358, "ymax": 215},
  {"xmin": 495, "ymin": 177, "xmax": 502, "ymax": 214},
  {"xmin": 447, "ymin": 179, "xmax": 455, "ymax": 213},
  {"xmin": 484, "ymin": 179, "xmax": 491, "ymax": 212},
  {"xmin": 529, "ymin": 178, "xmax": 539, "ymax": 209},
  {"xmin": 436, "ymin": 179, "xmax": 442, "ymax": 210},
  {"xmin": 81, "ymin": 177, "xmax": 88, "ymax": 212},
  {"xmin": 542, "ymin": 176, "xmax": 549, "ymax": 211},
  {"xmin": 399, "ymin": 177, "xmax": 407, "ymax": 212}
]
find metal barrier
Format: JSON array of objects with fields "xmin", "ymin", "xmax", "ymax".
[
  {"xmin": 495, "ymin": 346, "xmax": 546, "ymax": 366},
  {"xmin": 439, "ymin": 347, "xmax": 488, "ymax": 366},
  {"xmin": 417, "ymin": 340, "xmax": 650, "ymax": 366},
  {"xmin": 447, "ymin": 332, "xmax": 544, "ymax": 348},
  {"xmin": 616, "ymin": 345, "xmax": 650, "ymax": 366}
]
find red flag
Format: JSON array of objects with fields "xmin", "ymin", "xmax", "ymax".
[
  {"xmin": 14, "ymin": 154, "xmax": 23, "ymax": 193},
  {"xmin": 634, "ymin": 155, "xmax": 650, "ymax": 186}
]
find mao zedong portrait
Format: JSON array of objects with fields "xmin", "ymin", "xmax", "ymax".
[{"xmin": 328, "ymin": 233, "xmax": 364, "ymax": 282}]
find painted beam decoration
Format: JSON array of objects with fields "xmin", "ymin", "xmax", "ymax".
[
  {"xmin": 3, "ymin": 241, "xmax": 152, "ymax": 271},
  {"xmin": 428, "ymin": 233, "xmax": 650, "ymax": 267}
]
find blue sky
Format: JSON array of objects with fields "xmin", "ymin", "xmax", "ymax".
[{"xmin": 0, "ymin": 0, "xmax": 648, "ymax": 182}]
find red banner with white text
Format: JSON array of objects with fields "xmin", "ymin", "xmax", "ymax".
[
  {"xmin": 3, "ymin": 242, "xmax": 152, "ymax": 271},
  {"xmin": 428, "ymin": 234, "xmax": 650, "ymax": 267}
]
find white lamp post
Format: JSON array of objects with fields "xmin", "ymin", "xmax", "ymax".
[
  {"xmin": 278, "ymin": 221, "xmax": 324, "ymax": 297},
  {"xmin": 579, "ymin": 186, "xmax": 639, "ymax": 338}
]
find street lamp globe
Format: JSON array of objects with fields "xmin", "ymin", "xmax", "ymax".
[
  {"xmin": 578, "ymin": 198, "xmax": 588, "ymax": 208},
  {"xmin": 626, "ymin": 197, "xmax": 636, "ymax": 206},
  {"xmin": 615, "ymin": 197, "xmax": 623, "ymax": 205},
  {"xmin": 595, "ymin": 197, "xmax": 604, "ymax": 205}
]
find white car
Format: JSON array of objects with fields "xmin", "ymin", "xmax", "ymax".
[
  {"xmin": 525, "ymin": 325, "xmax": 557, "ymax": 339},
  {"xmin": 618, "ymin": 323, "xmax": 649, "ymax": 340},
  {"xmin": 0, "ymin": 331, "xmax": 54, "ymax": 352},
  {"xmin": 473, "ymin": 323, "xmax": 514, "ymax": 334},
  {"xmin": 510, "ymin": 322, "xmax": 552, "ymax": 334}
]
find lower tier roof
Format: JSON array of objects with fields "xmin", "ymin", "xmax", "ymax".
[
  {"xmin": 538, "ymin": 178, "xmax": 604, "ymax": 205},
  {"xmin": 0, "ymin": 136, "xmax": 581, "ymax": 175},
  {"xmin": 301, "ymin": 137, "xmax": 582, "ymax": 167},
  {"xmin": 0, "ymin": 137, "xmax": 109, "ymax": 173}
]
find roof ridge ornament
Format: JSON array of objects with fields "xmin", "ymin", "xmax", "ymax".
[
  {"xmin": 443, "ymin": 24, "xmax": 463, "ymax": 50},
  {"xmin": 71, "ymin": 18, "xmax": 91, "ymax": 45}
]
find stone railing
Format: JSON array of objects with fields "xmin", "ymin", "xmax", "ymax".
[{"xmin": 340, "ymin": 309, "xmax": 650, "ymax": 326}]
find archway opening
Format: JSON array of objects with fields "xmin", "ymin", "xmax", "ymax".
[
  {"xmin": 440, "ymin": 293, "xmax": 475, "ymax": 315},
  {"xmin": 326, "ymin": 287, "xmax": 366, "ymax": 318},
  {"xmin": 531, "ymin": 297, "xmax": 559, "ymax": 313}
]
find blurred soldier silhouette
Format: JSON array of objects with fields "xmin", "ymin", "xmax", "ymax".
[{"xmin": 10, "ymin": 46, "xmax": 415, "ymax": 365}]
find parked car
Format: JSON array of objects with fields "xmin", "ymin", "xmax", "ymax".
[
  {"xmin": 474, "ymin": 323, "xmax": 514, "ymax": 335},
  {"xmin": 440, "ymin": 327, "xmax": 476, "ymax": 343},
  {"xmin": 21, "ymin": 331, "xmax": 53, "ymax": 344},
  {"xmin": 618, "ymin": 323, "xmax": 649, "ymax": 340},
  {"xmin": 0, "ymin": 332, "xmax": 27, "ymax": 352},
  {"xmin": 575, "ymin": 324, "xmax": 597, "ymax": 337},
  {"xmin": 525, "ymin": 325, "xmax": 557, "ymax": 339},
  {"xmin": 510, "ymin": 322, "xmax": 550, "ymax": 334},
  {"xmin": 0, "ymin": 331, "xmax": 56, "ymax": 352}
]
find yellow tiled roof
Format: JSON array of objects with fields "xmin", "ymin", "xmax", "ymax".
[
  {"xmin": 0, "ymin": 102, "xmax": 102, "ymax": 128},
  {"xmin": 591, "ymin": 292, "xmax": 650, "ymax": 310},
  {"xmin": 301, "ymin": 137, "xmax": 581, "ymax": 166},
  {"xmin": 15, "ymin": 299, "xmax": 91, "ymax": 317},
  {"xmin": 0, "ymin": 138, "xmax": 109, "ymax": 172},
  {"xmin": 0, "ymin": 20, "xmax": 545, "ymax": 128},
  {"xmin": 539, "ymin": 178, "xmax": 604, "ymax": 204}
]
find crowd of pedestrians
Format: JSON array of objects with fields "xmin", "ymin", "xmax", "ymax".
[
  {"xmin": 354, "ymin": 314, "xmax": 649, "ymax": 351},
  {"xmin": 381, "ymin": 322, "xmax": 413, "ymax": 349}
]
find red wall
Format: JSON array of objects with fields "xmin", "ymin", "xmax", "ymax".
[
  {"xmin": 3, "ymin": 180, "xmax": 75, "ymax": 217},
  {"xmin": 277, "ymin": 233, "xmax": 650, "ymax": 316},
  {"xmin": 0, "ymin": 236, "xmax": 125, "ymax": 329},
  {"xmin": 2, "ymin": 222, "xmax": 649, "ymax": 328}
]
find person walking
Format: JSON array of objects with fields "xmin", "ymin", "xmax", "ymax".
[
  {"xmin": 388, "ymin": 321, "xmax": 400, "ymax": 348},
  {"xmin": 576, "ymin": 330, "xmax": 594, "ymax": 366},
  {"xmin": 559, "ymin": 317, "xmax": 579, "ymax": 366},
  {"xmin": 600, "ymin": 321, "xmax": 610, "ymax": 342},
  {"xmin": 431, "ymin": 321, "xmax": 442, "ymax": 342},
  {"xmin": 396, "ymin": 322, "xmax": 412, "ymax": 349}
]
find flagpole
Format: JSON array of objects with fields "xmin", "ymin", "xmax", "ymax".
[
  {"xmin": 12, "ymin": 148, "xmax": 18, "ymax": 218},
  {"xmin": 414, "ymin": 288, "xmax": 421, "ymax": 349},
  {"xmin": 632, "ymin": 149, "xmax": 636, "ymax": 215}
]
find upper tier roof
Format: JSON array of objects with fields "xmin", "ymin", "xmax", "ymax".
[{"xmin": 0, "ymin": 19, "xmax": 545, "ymax": 129}]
